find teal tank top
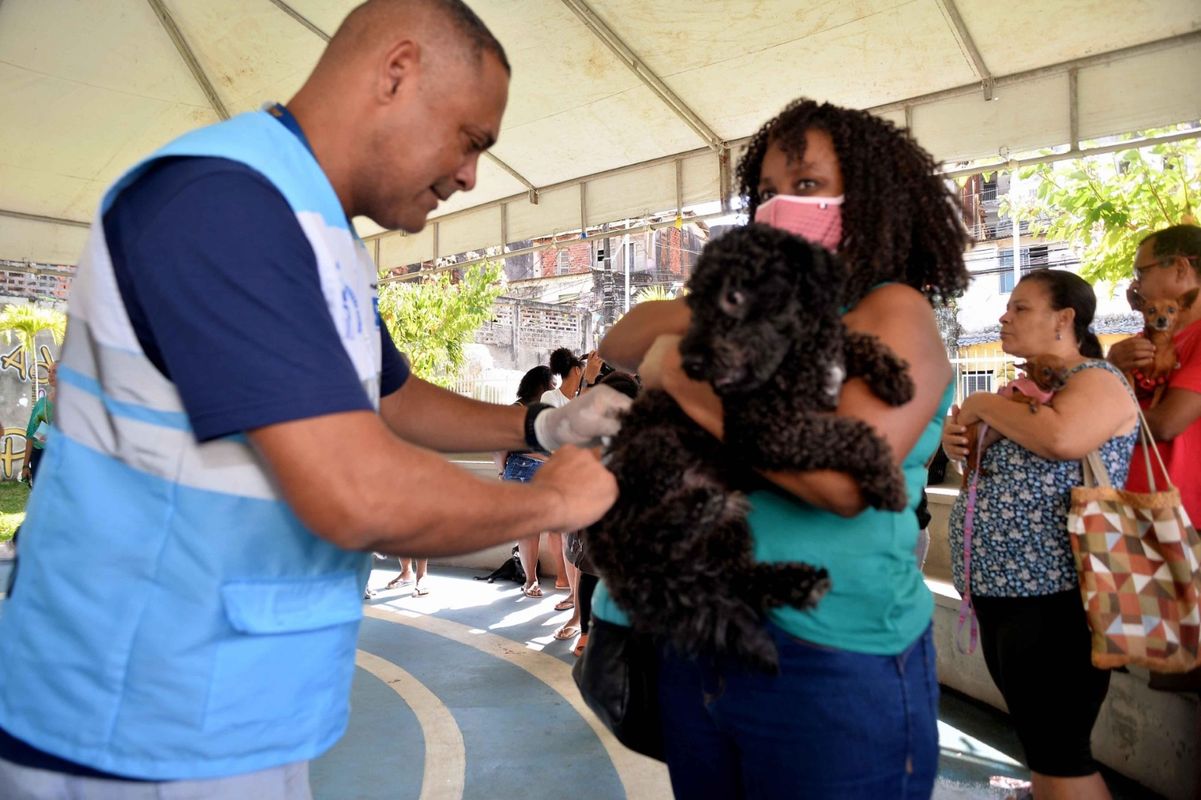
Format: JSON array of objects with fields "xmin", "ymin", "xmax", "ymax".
[{"xmin": 592, "ymin": 378, "xmax": 954, "ymax": 656}]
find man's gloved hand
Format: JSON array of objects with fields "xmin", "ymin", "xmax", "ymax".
[{"xmin": 534, "ymin": 385, "xmax": 632, "ymax": 451}]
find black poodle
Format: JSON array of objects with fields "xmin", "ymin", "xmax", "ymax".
[{"xmin": 586, "ymin": 224, "xmax": 914, "ymax": 672}]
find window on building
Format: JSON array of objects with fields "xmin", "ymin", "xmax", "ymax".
[
  {"xmin": 962, "ymin": 370, "xmax": 993, "ymax": 396},
  {"xmin": 556, "ymin": 249, "xmax": 571, "ymax": 274},
  {"xmin": 997, "ymin": 246, "xmax": 1047, "ymax": 292},
  {"xmin": 981, "ymin": 174, "xmax": 998, "ymax": 202}
]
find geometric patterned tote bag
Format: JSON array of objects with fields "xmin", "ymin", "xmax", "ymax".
[{"xmin": 1067, "ymin": 411, "xmax": 1201, "ymax": 672}]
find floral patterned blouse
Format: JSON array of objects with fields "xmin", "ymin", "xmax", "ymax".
[{"xmin": 950, "ymin": 360, "xmax": 1137, "ymax": 598}]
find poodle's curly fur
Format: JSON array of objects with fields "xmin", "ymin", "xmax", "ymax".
[{"xmin": 587, "ymin": 224, "xmax": 914, "ymax": 672}]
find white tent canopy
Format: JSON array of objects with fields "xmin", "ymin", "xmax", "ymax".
[{"xmin": 1, "ymin": 0, "xmax": 1199, "ymax": 267}]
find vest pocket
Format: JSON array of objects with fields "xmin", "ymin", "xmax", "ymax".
[{"xmin": 205, "ymin": 572, "xmax": 363, "ymax": 733}]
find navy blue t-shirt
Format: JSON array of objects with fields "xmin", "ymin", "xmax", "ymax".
[{"xmin": 102, "ymin": 155, "xmax": 408, "ymax": 441}]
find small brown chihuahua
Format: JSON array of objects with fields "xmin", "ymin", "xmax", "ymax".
[
  {"xmin": 1126, "ymin": 287, "xmax": 1200, "ymax": 408},
  {"xmin": 962, "ymin": 354, "xmax": 1072, "ymax": 487}
]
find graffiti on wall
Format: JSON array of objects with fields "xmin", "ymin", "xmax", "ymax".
[
  {"xmin": 0, "ymin": 346, "xmax": 57, "ymax": 479},
  {"xmin": 1, "ymin": 344, "xmax": 55, "ymax": 388},
  {"xmin": 0, "ymin": 427, "xmax": 29, "ymax": 480}
]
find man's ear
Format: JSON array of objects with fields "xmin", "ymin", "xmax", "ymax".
[
  {"xmin": 378, "ymin": 39, "xmax": 421, "ymax": 103},
  {"xmin": 1179, "ymin": 287, "xmax": 1200, "ymax": 311},
  {"xmin": 1127, "ymin": 286, "xmax": 1146, "ymax": 312}
]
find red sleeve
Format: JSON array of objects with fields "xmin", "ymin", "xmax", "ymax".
[{"xmin": 1170, "ymin": 325, "xmax": 1201, "ymax": 394}]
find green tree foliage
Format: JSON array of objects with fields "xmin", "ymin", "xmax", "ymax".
[
  {"xmin": 1006, "ymin": 133, "xmax": 1199, "ymax": 285},
  {"xmin": 0, "ymin": 303, "xmax": 66, "ymax": 400},
  {"xmin": 376, "ymin": 262, "xmax": 504, "ymax": 388}
]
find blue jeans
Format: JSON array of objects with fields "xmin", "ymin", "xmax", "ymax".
[
  {"xmin": 502, "ymin": 454, "xmax": 543, "ymax": 483},
  {"xmin": 657, "ymin": 623, "xmax": 938, "ymax": 799}
]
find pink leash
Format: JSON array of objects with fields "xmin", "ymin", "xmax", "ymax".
[{"xmin": 956, "ymin": 423, "xmax": 989, "ymax": 655}]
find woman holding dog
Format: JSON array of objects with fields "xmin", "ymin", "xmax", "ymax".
[
  {"xmin": 943, "ymin": 269, "xmax": 1138, "ymax": 800},
  {"xmin": 595, "ymin": 99, "xmax": 969, "ymax": 798}
]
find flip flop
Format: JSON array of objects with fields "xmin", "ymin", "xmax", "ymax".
[
  {"xmin": 412, "ymin": 584, "xmax": 430, "ymax": 597},
  {"xmin": 553, "ymin": 599, "xmax": 575, "ymax": 611},
  {"xmin": 522, "ymin": 584, "xmax": 544, "ymax": 598},
  {"xmin": 553, "ymin": 625, "xmax": 581, "ymax": 641},
  {"xmin": 385, "ymin": 576, "xmax": 414, "ymax": 590},
  {"xmin": 572, "ymin": 633, "xmax": 589, "ymax": 657}
]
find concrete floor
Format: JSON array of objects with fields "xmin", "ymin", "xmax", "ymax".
[
  {"xmin": 0, "ymin": 556, "xmax": 1158, "ymax": 798},
  {"xmin": 314, "ymin": 564, "xmax": 1158, "ymax": 800}
]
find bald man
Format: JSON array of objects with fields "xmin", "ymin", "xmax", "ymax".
[{"xmin": 0, "ymin": 2, "xmax": 627, "ymax": 796}]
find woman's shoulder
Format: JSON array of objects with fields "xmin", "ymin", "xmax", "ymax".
[
  {"xmin": 844, "ymin": 284, "xmax": 933, "ymax": 328},
  {"xmin": 1066, "ymin": 358, "xmax": 1131, "ymax": 388},
  {"xmin": 1060, "ymin": 359, "xmax": 1138, "ymax": 410}
]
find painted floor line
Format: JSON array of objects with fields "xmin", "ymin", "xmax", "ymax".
[
  {"xmin": 355, "ymin": 649, "xmax": 467, "ymax": 800},
  {"xmin": 363, "ymin": 605, "xmax": 672, "ymax": 800}
]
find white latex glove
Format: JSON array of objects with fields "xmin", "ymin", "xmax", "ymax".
[{"xmin": 534, "ymin": 384, "xmax": 632, "ymax": 450}]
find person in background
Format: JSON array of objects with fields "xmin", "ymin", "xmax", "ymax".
[
  {"xmin": 943, "ymin": 270, "xmax": 1138, "ymax": 800},
  {"xmin": 384, "ymin": 557, "xmax": 429, "ymax": 596},
  {"xmin": 543, "ymin": 348, "xmax": 603, "ymax": 602},
  {"xmin": 19, "ymin": 363, "xmax": 56, "ymax": 488},
  {"xmin": 501, "ymin": 365, "xmax": 555, "ymax": 597}
]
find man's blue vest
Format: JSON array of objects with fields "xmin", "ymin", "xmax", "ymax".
[{"xmin": 0, "ymin": 110, "xmax": 380, "ymax": 780}]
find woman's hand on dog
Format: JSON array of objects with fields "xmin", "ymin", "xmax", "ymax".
[{"xmin": 941, "ymin": 404, "xmax": 969, "ymax": 461}]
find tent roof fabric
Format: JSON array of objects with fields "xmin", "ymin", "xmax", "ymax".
[{"xmin": 1, "ymin": 0, "xmax": 1199, "ymax": 266}]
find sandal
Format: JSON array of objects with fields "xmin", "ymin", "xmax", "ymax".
[
  {"xmin": 522, "ymin": 584, "xmax": 544, "ymax": 598},
  {"xmin": 572, "ymin": 633, "xmax": 589, "ymax": 657},
  {"xmin": 553, "ymin": 625, "xmax": 581, "ymax": 641},
  {"xmin": 412, "ymin": 584, "xmax": 430, "ymax": 597},
  {"xmin": 553, "ymin": 599, "xmax": 575, "ymax": 611},
  {"xmin": 385, "ymin": 575, "xmax": 414, "ymax": 590}
]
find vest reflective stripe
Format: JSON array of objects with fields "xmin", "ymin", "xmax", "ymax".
[{"xmin": 0, "ymin": 111, "xmax": 378, "ymax": 779}]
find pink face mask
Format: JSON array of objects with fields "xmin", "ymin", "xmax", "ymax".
[{"xmin": 753, "ymin": 194, "xmax": 844, "ymax": 251}]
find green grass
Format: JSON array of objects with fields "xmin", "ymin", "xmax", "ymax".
[{"xmin": 0, "ymin": 481, "xmax": 30, "ymax": 541}]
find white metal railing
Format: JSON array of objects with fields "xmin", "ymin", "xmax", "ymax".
[
  {"xmin": 949, "ymin": 353, "xmax": 1019, "ymax": 407},
  {"xmin": 451, "ymin": 373, "xmax": 521, "ymax": 406}
]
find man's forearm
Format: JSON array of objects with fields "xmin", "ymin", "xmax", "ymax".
[
  {"xmin": 380, "ymin": 376, "xmax": 528, "ymax": 452},
  {"xmin": 251, "ymin": 411, "xmax": 573, "ymax": 557}
]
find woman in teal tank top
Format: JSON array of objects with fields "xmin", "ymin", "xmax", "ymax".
[{"xmin": 594, "ymin": 99, "xmax": 970, "ymax": 799}]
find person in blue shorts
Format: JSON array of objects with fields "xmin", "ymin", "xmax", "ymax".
[{"xmin": 0, "ymin": 2, "xmax": 628, "ymax": 797}]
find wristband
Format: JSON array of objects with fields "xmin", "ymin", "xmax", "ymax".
[{"xmin": 524, "ymin": 402, "xmax": 551, "ymax": 452}]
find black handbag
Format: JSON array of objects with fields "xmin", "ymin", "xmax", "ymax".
[{"xmin": 571, "ymin": 618, "xmax": 664, "ymax": 761}]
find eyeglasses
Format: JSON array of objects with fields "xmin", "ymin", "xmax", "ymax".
[{"xmin": 1133, "ymin": 254, "xmax": 1198, "ymax": 278}]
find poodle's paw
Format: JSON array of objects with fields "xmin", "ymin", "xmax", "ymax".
[
  {"xmin": 754, "ymin": 562, "xmax": 831, "ymax": 610},
  {"xmin": 862, "ymin": 470, "xmax": 909, "ymax": 512},
  {"xmin": 874, "ymin": 370, "xmax": 915, "ymax": 407}
]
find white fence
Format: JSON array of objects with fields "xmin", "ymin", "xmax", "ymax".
[
  {"xmin": 451, "ymin": 372, "xmax": 523, "ymax": 406},
  {"xmin": 950, "ymin": 353, "xmax": 1019, "ymax": 407}
]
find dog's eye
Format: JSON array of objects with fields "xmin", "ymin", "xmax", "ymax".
[{"xmin": 725, "ymin": 289, "xmax": 745, "ymax": 307}]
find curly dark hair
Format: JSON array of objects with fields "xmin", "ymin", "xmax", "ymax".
[
  {"xmin": 548, "ymin": 347, "xmax": 583, "ymax": 379},
  {"xmin": 736, "ymin": 99, "xmax": 970, "ymax": 303}
]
